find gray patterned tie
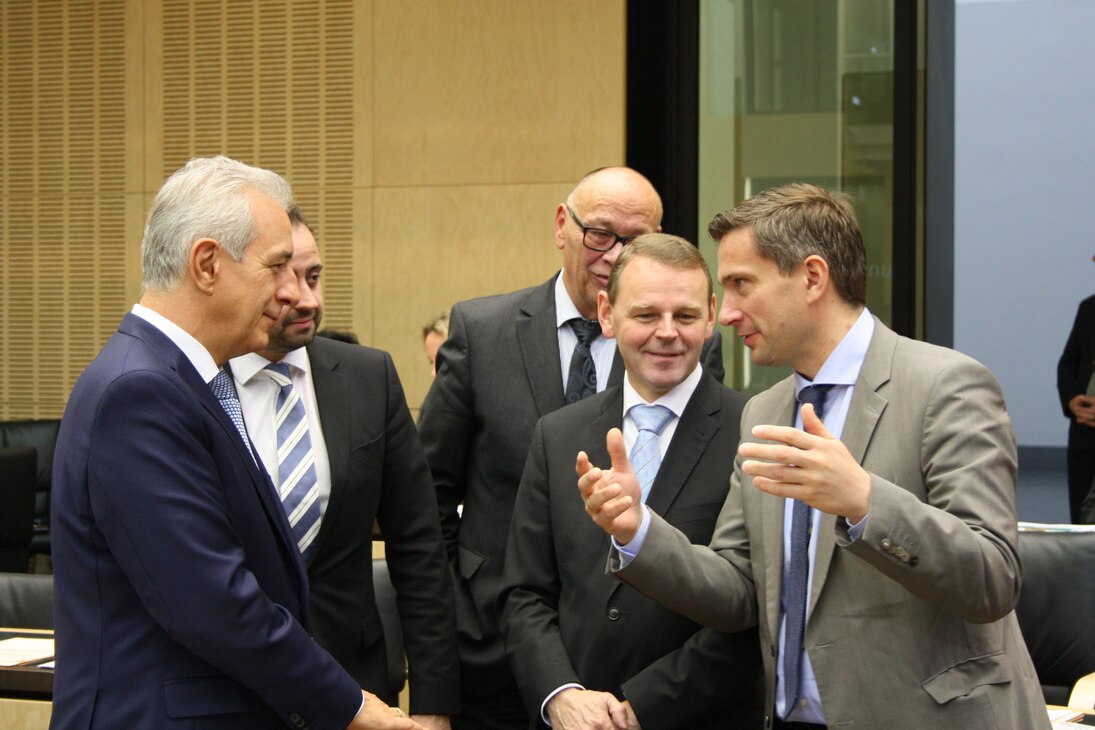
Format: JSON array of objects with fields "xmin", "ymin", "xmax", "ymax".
[
  {"xmin": 783, "ymin": 384, "xmax": 833, "ymax": 710},
  {"xmin": 264, "ymin": 363, "xmax": 322, "ymax": 559},
  {"xmin": 210, "ymin": 369, "xmax": 254, "ymax": 461},
  {"xmin": 565, "ymin": 318, "xmax": 601, "ymax": 403}
]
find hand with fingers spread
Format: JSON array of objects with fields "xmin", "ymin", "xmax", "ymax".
[
  {"xmin": 546, "ymin": 688, "xmax": 630, "ymax": 730},
  {"xmin": 738, "ymin": 402, "xmax": 872, "ymax": 523},
  {"xmin": 576, "ymin": 428, "xmax": 644, "ymax": 544}
]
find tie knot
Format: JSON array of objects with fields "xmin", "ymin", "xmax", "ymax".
[
  {"xmin": 569, "ymin": 318, "xmax": 602, "ymax": 346},
  {"xmin": 209, "ymin": 369, "xmax": 236, "ymax": 401},
  {"xmin": 630, "ymin": 404, "xmax": 674, "ymax": 435},
  {"xmin": 797, "ymin": 384, "xmax": 834, "ymax": 420},
  {"xmin": 264, "ymin": 361, "xmax": 293, "ymax": 387}
]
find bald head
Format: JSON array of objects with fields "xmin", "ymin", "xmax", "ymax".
[{"xmin": 555, "ymin": 166, "xmax": 663, "ymax": 318}]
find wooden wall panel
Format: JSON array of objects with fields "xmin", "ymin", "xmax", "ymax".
[
  {"xmin": 0, "ymin": 0, "xmax": 129, "ymax": 419},
  {"xmin": 0, "ymin": 0, "xmax": 626, "ymax": 418}
]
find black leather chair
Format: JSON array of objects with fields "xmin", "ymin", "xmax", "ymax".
[
  {"xmin": 372, "ymin": 557, "xmax": 407, "ymax": 701},
  {"xmin": 0, "ymin": 419, "xmax": 60, "ymax": 558},
  {"xmin": 0, "ymin": 446, "xmax": 37, "ymax": 572},
  {"xmin": 1015, "ymin": 529, "xmax": 1095, "ymax": 706},
  {"xmin": 0, "ymin": 572, "xmax": 53, "ymax": 628}
]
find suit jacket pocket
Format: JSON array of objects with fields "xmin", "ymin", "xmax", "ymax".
[
  {"xmin": 921, "ymin": 652, "xmax": 1013, "ymax": 704},
  {"xmin": 349, "ymin": 435, "xmax": 383, "ymax": 466},
  {"xmin": 163, "ymin": 675, "xmax": 269, "ymax": 719}
]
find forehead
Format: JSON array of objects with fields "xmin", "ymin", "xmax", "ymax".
[
  {"xmin": 617, "ymin": 257, "xmax": 707, "ymax": 303},
  {"xmin": 245, "ymin": 191, "xmax": 293, "ymax": 253},
  {"xmin": 290, "ymin": 224, "xmax": 322, "ymax": 265},
  {"xmin": 716, "ymin": 228, "xmax": 773, "ymax": 278}
]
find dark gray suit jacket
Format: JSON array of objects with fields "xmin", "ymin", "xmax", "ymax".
[
  {"xmin": 500, "ymin": 376, "xmax": 762, "ymax": 729},
  {"xmin": 304, "ymin": 337, "xmax": 459, "ymax": 713},
  {"xmin": 417, "ymin": 274, "xmax": 724, "ymax": 683}
]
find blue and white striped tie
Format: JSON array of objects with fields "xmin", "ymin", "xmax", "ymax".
[
  {"xmin": 628, "ymin": 404, "xmax": 674, "ymax": 503},
  {"xmin": 264, "ymin": 362, "xmax": 322, "ymax": 559}
]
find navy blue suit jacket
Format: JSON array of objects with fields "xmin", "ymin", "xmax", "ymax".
[{"xmin": 50, "ymin": 314, "xmax": 361, "ymax": 729}]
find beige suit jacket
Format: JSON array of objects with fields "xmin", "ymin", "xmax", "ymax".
[{"xmin": 619, "ymin": 320, "xmax": 1049, "ymax": 729}]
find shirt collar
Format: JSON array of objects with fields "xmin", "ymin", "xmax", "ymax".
[
  {"xmin": 794, "ymin": 307, "xmax": 874, "ymax": 393},
  {"xmin": 131, "ymin": 303, "xmax": 220, "ymax": 384},
  {"xmin": 622, "ymin": 362, "xmax": 704, "ymax": 418},
  {"xmin": 230, "ymin": 346, "xmax": 311, "ymax": 386},
  {"xmin": 554, "ymin": 270, "xmax": 589, "ymax": 329}
]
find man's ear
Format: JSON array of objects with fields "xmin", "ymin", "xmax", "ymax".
[
  {"xmin": 597, "ymin": 290, "xmax": 615, "ymax": 338},
  {"xmin": 802, "ymin": 254, "xmax": 830, "ymax": 303},
  {"xmin": 554, "ymin": 204, "xmax": 568, "ymax": 252},
  {"xmin": 705, "ymin": 292, "xmax": 717, "ymax": 339},
  {"xmin": 190, "ymin": 238, "xmax": 220, "ymax": 295}
]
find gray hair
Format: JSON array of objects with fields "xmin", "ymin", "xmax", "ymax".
[{"xmin": 141, "ymin": 156, "xmax": 295, "ymax": 292}]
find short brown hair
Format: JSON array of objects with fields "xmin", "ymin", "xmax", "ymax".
[
  {"xmin": 707, "ymin": 183, "xmax": 867, "ymax": 306},
  {"xmin": 607, "ymin": 233, "xmax": 712, "ymax": 303}
]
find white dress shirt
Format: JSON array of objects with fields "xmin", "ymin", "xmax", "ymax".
[
  {"xmin": 230, "ymin": 348, "xmax": 333, "ymax": 520},
  {"xmin": 555, "ymin": 272, "xmax": 615, "ymax": 394}
]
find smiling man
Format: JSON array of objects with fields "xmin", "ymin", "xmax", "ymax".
[
  {"xmin": 500, "ymin": 234, "xmax": 761, "ymax": 730},
  {"xmin": 418, "ymin": 167, "xmax": 728, "ymax": 728},
  {"xmin": 580, "ymin": 183, "xmax": 1048, "ymax": 730},
  {"xmin": 230, "ymin": 207, "xmax": 459, "ymax": 729}
]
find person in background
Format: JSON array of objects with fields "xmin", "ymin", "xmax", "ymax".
[
  {"xmin": 51, "ymin": 156, "xmax": 419, "ymax": 729},
  {"xmin": 1057, "ymin": 266, "xmax": 1095, "ymax": 523},
  {"xmin": 581, "ymin": 183, "xmax": 1048, "ymax": 729},
  {"xmin": 500, "ymin": 234, "xmax": 762, "ymax": 730},
  {"xmin": 231, "ymin": 207, "xmax": 459, "ymax": 728},
  {"xmin": 422, "ymin": 310, "xmax": 449, "ymax": 378},
  {"xmin": 417, "ymin": 166, "xmax": 726, "ymax": 729}
]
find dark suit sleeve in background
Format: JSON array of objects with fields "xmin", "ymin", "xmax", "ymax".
[{"xmin": 1058, "ymin": 295, "xmax": 1095, "ymax": 419}]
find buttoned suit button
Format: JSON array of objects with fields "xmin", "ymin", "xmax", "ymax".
[
  {"xmin": 289, "ymin": 713, "xmax": 307, "ymax": 728},
  {"xmin": 607, "ymin": 607, "xmax": 621, "ymax": 621},
  {"xmin": 880, "ymin": 537, "xmax": 893, "ymax": 551}
]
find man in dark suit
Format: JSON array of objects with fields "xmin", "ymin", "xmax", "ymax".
[
  {"xmin": 500, "ymin": 234, "xmax": 761, "ymax": 729},
  {"xmin": 417, "ymin": 167, "xmax": 725, "ymax": 728},
  {"xmin": 231, "ymin": 208, "xmax": 459, "ymax": 728},
  {"xmin": 581, "ymin": 184, "xmax": 1048, "ymax": 729},
  {"xmin": 51, "ymin": 156, "xmax": 421, "ymax": 729},
  {"xmin": 1057, "ymin": 282, "xmax": 1095, "ymax": 522}
]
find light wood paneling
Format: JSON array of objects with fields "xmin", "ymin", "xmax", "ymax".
[
  {"xmin": 373, "ymin": 183, "xmax": 571, "ymax": 409},
  {"xmin": 0, "ymin": 698, "xmax": 50, "ymax": 730},
  {"xmin": 373, "ymin": 0, "xmax": 626, "ymax": 187},
  {"xmin": 1, "ymin": 0, "xmax": 627, "ymax": 428}
]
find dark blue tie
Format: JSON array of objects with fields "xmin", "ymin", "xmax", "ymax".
[
  {"xmin": 210, "ymin": 369, "xmax": 254, "ymax": 461},
  {"xmin": 565, "ymin": 318, "xmax": 601, "ymax": 403},
  {"xmin": 783, "ymin": 384, "xmax": 833, "ymax": 710}
]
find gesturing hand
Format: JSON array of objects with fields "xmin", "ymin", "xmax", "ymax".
[
  {"xmin": 738, "ymin": 403, "xmax": 872, "ymax": 523},
  {"xmin": 577, "ymin": 428, "xmax": 644, "ymax": 545}
]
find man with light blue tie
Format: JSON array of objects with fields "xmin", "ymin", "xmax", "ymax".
[
  {"xmin": 500, "ymin": 234, "xmax": 761, "ymax": 730},
  {"xmin": 579, "ymin": 184, "xmax": 1049, "ymax": 729}
]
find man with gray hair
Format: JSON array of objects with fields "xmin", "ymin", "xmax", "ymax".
[{"xmin": 51, "ymin": 156, "xmax": 422, "ymax": 729}]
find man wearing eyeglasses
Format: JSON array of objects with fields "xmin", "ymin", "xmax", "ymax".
[{"xmin": 417, "ymin": 167, "xmax": 725, "ymax": 729}]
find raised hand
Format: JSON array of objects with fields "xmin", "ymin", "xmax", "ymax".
[
  {"xmin": 577, "ymin": 428, "xmax": 644, "ymax": 544},
  {"xmin": 739, "ymin": 402, "xmax": 872, "ymax": 523}
]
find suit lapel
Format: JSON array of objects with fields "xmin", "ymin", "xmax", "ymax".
[
  {"xmin": 304, "ymin": 340, "xmax": 347, "ymax": 564},
  {"xmin": 516, "ymin": 277, "xmax": 568, "ymax": 416},
  {"xmin": 755, "ymin": 377, "xmax": 797, "ymax": 636},
  {"xmin": 645, "ymin": 374, "xmax": 721, "ymax": 517},
  {"xmin": 808, "ymin": 320, "xmax": 893, "ymax": 610}
]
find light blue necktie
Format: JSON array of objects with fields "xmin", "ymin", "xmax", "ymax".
[
  {"xmin": 628, "ymin": 404, "xmax": 674, "ymax": 503},
  {"xmin": 210, "ymin": 369, "xmax": 254, "ymax": 461},
  {"xmin": 264, "ymin": 362, "xmax": 322, "ymax": 559},
  {"xmin": 783, "ymin": 384, "xmax": 833, "ymax": 710}
]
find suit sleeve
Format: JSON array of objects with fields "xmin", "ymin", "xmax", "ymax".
[
  {"xmin": 374, "ymin": 352, "xmax": 461, "ymax": 714},
  {"xmin": 1058, "ymin": 298, "xmax": 1093, "ymax": 418},
  {"xmin": 499, "ymin": 419, "xmax": 582, "ymax": 716},
  {"xmin": 418, "ymin": 303, "xmax": 474, "ymax": 560},
  {"xmin": 615, "ymin": 455, "xmax": 760, "ymax": 634},
  {"xmin": 89, "ymin": 370, "xmax": 361, "ymax": 728},
  {"xmin": 839, "ymin": 354, "xmax": 1023, "ymax": 623}
]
